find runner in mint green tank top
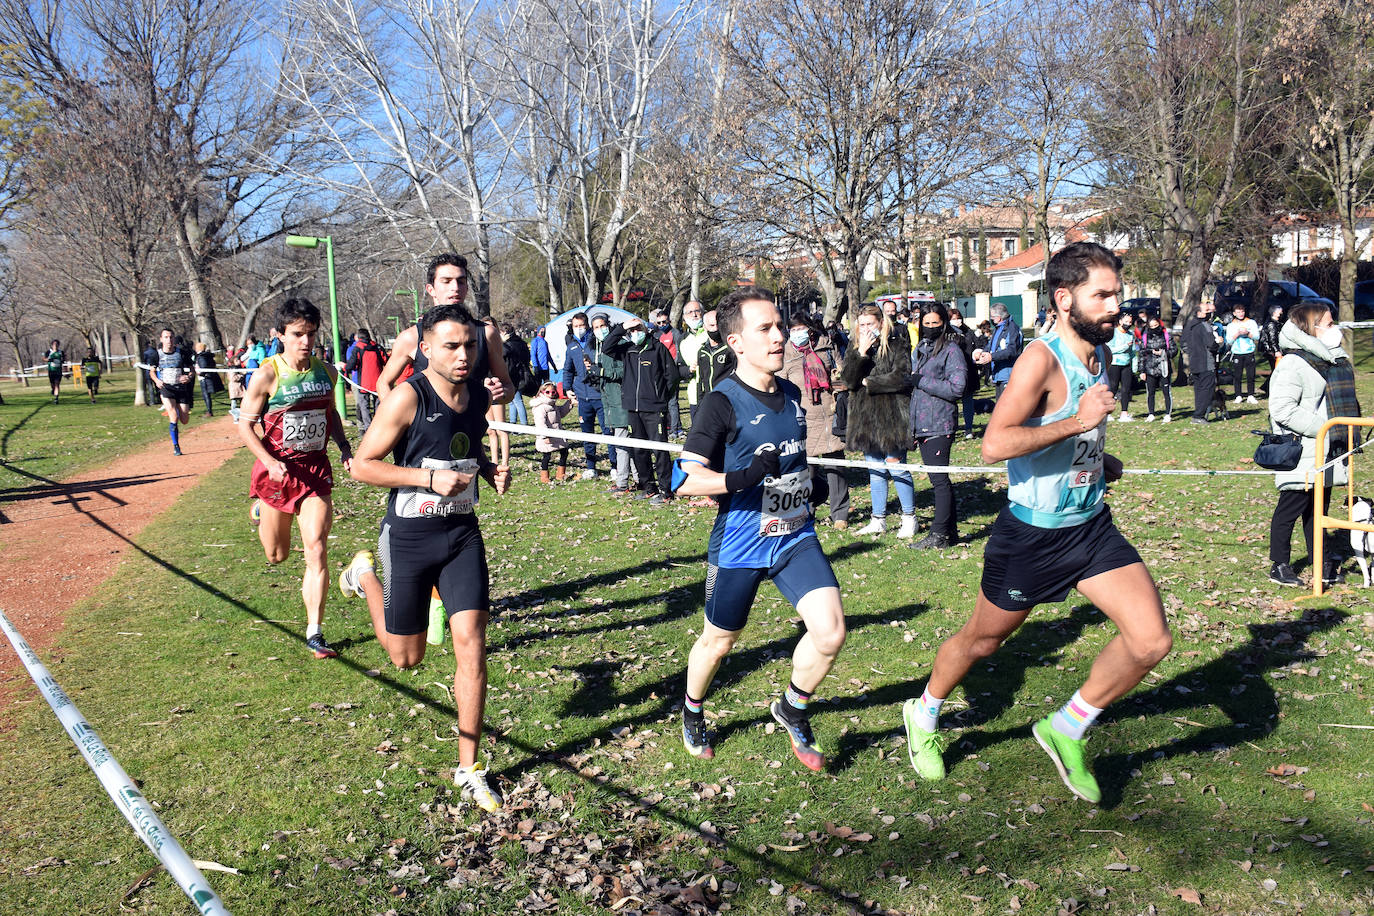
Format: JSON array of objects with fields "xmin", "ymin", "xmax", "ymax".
[{"xmin": 902, "ymin": 242, "xmax": 1171, "ymax": 808}]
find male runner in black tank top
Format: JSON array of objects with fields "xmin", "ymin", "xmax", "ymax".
[{"xmin": 342, "ymin": 303, "xmax": 511, "ymax": 813}]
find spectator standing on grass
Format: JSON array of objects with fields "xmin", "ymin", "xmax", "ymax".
[
  {"xmin": 530, "ymin": 326, "xmax": 551, "ymax": 385},
  {"xmin": 1259, "ymin": 304, "xmax": 1284, "ymax": 374},
  {"xmin": 562, "ymin": 311, "xmax": 612, "ymax": 479},
  {"xmin": 679, "ymin": 300, "xmax": 708, "ymax": 427},
  {"xmin": 651, "ymin": 308, "xmax": 688, "ymax": 439},
  {"xmin": 1184, "ymin": 297, "xmax": 1221, "ymax": 424},
  {"xmin": 1225, "ymin": 304, "xmax": 1260, "ymax": 404},
  {"xmin": 1265, "ymin": 304, "xmax": 1360, "ymax": 587},
  {"xmin": 500, "ymin": 323, "xmax": 532, "ymax": 427},
  {"xmin": 1139, "ymin": 314, "xmax": 1176, "ymax": 422},
  {"xmin": 344, "ymin": 330, "xmax": 387, "ymax": 433},
  {"xmin": 696, "ymin": 309, "xmax": 736, "ymax": 399},
  {"xmin": 587, "ymin": 313, "xmax": 634, "ymax": 495},
  {"xmin": 227, "ymin": 351, "xmax": 246, "ymax": 421},
  {"xmin": 531, "ymin": 381, "xmax": 574, "ymax": 483},
  {"xmin": 782, "ymin": 313, "xmax": 850, "ymax": 530},
  {"xmin": 948, "ymin": 309, "xmax": 980, "ymax": 439},
  {"xmin": 1106, "ymin": 312, "xmax": 1137, "ymax": 422},
  {"xmin": 193, "ymin": 341, "xmax": 219, "ymax": 417},
  {"xmin": 843, "ymin": 304, "xmax": 918, "ymax": 538},
  {"xmin": 974, "ymin": 303, "xmax": 1022, "ymax": 399},
  {"xmin": 908, "ymin": 302, "xmax": 967, "ymax": 549},
  {"xmin": 605, "ymin": 316, "xmax": 678, "ymax": 504}
]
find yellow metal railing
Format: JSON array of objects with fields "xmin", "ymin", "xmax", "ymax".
[{"xmin": 1312, "ymin": 417, "xmax": 1374, "ymax": 597}]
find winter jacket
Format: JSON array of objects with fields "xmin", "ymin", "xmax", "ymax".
[
  {"xmin": 781, "ymin": 337, "xmax": 845, "ymax": 455},
  {"xmin": 562, "ymin": 333, "xmax": 603, "ymax": 403},
  {"xmin": 587, "ymin": 346, "xmax": 628, "ymax": 429},
  {"xmin": 1108, "ymin": 329, "xmax": 1136, "ymax": 367},
  {"xmin": 987, "ymin": 317, "xmax": 1023, "ymax": 383},
  {"xmin": 604, "ymin": 326, "xmax": 678, "ymax": 412},
  {"xmin": 695, "ymin": 337, "xmax": 735, "ymax": 402},
  {"xmin": 680, "ymin": 329, "xmax": 711, "ymax": 406},
  {"xmin": 531, "ymin": 334, "xmax": 551, "ymax": 373},
  {"xmin": 908, "ymin": 337, "xmax": 967, "ymax": 439},
  {"xmin": 841, "ymin": 329, "xmax": 913, "ymax": 455},
  {"xmin": 947, "ymin": 324, "xmax": 980, "ymax": 396},
  {"xmin": 1258, "ymin": 319, "xmax": 1283, "ymax": 360},
  {"xmin": 346, "ymin": 342, "xmax": 387, "ymax": 391},
  {"xmin": 531, "ymin": 393, "xmax": 574, "ymax": 452},
  {"xmin": 1182, "ymin": 315, "xmax": 1219, "ymax": 374},
  {"xmin": 1139, "ymin": 327, "xmax": 1176, "ymax": 379},
  {"xmin": 1268, "ymin": 322, "xmax": 1349, "ymax": 492}
]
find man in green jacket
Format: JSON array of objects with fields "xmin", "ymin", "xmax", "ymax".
[{"xmin": 589, "ymin": 313, "xmax": 633, "ymax": 495}]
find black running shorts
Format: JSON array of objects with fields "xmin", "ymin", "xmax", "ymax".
[
  {"xmin": 704, "ymin": 536, "xmax": 839, "ymax": 632},
  {"xmin": 980, "ymin": 504, "xmax": 1142, "ymax": 613},
  {"xmin": 378, "ymin": 519, "xmax": 489, "ymax": 636}
]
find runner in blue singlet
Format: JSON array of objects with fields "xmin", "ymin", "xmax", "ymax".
[
  {"xmin": 673, "ymin": 286, "xmax": 846, "ymax": 772},
  {"xmin": 903, "ymin": 242, "xmax": 1172, "ymax": 805}
]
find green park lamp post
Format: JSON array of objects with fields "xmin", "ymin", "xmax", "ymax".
[
  {"xmin": 395, "ymin": 288, "xmax": 419, "ymax": 322},
  {"xmin": 285, "ymin": 234, "xmax": 347, "ymax": 417},
  {"xmin": 386, "ymin": 315, "xmax": 402, "ymax": 337}
]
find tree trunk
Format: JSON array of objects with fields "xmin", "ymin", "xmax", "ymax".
[
  {"xmin": 172, "ymin": 211, "xmax": 225, "ymax": 351},
  {"xmin": 1338, "ymin": 206, "xmax": 1358, "ymax": 324}
]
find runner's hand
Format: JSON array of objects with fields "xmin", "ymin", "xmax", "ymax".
[
  {"xmin": 433, "ymin": 468, "xmax": 474, "ymax": 496},
  {"xmin": 724, "ymin": 448, "xmax": 779, "ymax": 492},
  {"xmin": 484, "ymin": 376, "xmax": 507, "ymax": 401},
  {"xmin": 1075, "ymin": 383, "xmax": 1115, "ymax": 428},
  {"xmin": 492, "ymin": 465, "xmax": 510, "ymax": 495},
  {"xmin": 1104, "ymin": 453, "xmax": 1123, "ymax": 482},
  {"xmin": 266, "ymin": 459, "xmax": 289, "ymax": 484}
]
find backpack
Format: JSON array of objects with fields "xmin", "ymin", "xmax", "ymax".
[{"xmin": 505, "ymin": 339, "xmax": 539, "ymax": 398}]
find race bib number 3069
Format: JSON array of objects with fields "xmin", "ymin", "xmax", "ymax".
[
  {"xmin": 282, "ymin": 409, "xmax": 328, "ymax": 452},
  {"xmin": 760, "ymin": 469, "xmax": 811, "ymax": 537}
]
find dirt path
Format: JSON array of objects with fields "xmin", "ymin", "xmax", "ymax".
[{"xmin": 0, "ymin": 416, "xmax": 245, "ymax": 726}]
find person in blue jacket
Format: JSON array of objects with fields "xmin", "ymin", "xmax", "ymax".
[{"xmin": 562, "ymin": 311, "xmax": 614, "ymax": 478}]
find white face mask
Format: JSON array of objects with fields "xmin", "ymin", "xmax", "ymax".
[
  {"xmin": 630, "ymin": 330, "xmax": 647, "ymax": 346},
  {"xmin": 686, "ymin": 316, "xmax": 703, "ymax": 330},
  {"xmin": 593, "ymin": 326, "xmax": 609, "ymax": 341},
  {"xmin": 789, "ymin": 329, "xmax": 810, "ymax": 347},
  {"xmin": 1320, "ymin": 326, "xmax": 1343, "ymax": 349}
]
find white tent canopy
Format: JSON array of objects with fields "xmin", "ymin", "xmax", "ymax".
[{"xmin": 539, "ymin": 305, "xmax": 641, "ymax": 377}]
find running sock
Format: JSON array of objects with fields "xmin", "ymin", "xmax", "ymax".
[
  {"xmin": 168, "ymin": 422, "xmax": 180, "ymax": 449},
  {"xmin": 683, "ymin": 692, "xmax": 704, "ymax": 719},
  {"xmin": 779, "ymin": 681, "xmax": 811, "ymax": 722},
  {"xmin": 913, "ymin": 686, "xmax": 945, "ymax": 733},
  {"xmin": 306, "ymin": 623, "xmax": 322, "ymax": 639},
  {"xmin": 1050, "ymin": 689, "xmax": 1105, "ymax": 741}
]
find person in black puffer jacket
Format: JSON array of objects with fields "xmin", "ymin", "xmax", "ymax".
[{"xmin": 842, "ymin": 304, "xmax": 917, "ymax": 538}]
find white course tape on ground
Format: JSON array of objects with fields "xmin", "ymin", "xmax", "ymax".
[
  {"xmin": 487, "ymin": 419, "xmax": 1271, "ymax": 477},
  {"xmin": 0, "ymin": 610, "xmax": 232, "ymax": 916}
]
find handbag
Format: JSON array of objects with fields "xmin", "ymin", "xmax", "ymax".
[{"xmin": 1252, "ymin": 391, "xmax": 1323, "ymax": 471}]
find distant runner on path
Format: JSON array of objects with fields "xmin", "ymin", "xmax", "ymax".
[
  {"xmin": 148, "ymin": 329, "xmax": 194, "ymax": 455},
  {"xmin": 236, "ymin": 298, "xmax": 354, "ymax": 660}
]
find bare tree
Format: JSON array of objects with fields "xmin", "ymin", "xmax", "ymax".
[
  {"xmin": 1271, "ymin": 0, "xmax": 1374, "ymax": 322},
  {"xmin": 719, "ymin": 0, "xmax": 993, "ymax": 320}
]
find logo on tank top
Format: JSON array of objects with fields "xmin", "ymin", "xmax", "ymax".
[{"xmin": 450, "ymin": 432, "xmax": 470, "ymax": 458}]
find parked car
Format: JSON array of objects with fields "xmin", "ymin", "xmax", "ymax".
[{"xmin": 1214, "ymin": 280, "xmax": 1333, "ymax": 317}]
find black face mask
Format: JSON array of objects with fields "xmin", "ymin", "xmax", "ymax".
[
  {"xmin": 706, "ymin": 328, "xmax": 722, "ymax": 344},
  {"xmin": 922, "ymin": 324, "xmax": 945, "ymax": 340}
]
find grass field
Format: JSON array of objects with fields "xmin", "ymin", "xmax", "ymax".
[
  {"xmin": 1, "ymin": 352, "xmax": 1372, "ymax": 915},
  {"xmin": 0, "ymin": 369, "xmax": 226, "ymax": 491}
]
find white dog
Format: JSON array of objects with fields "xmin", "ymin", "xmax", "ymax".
[{"xmin": 1352, "ymin": 497, "xmax": 1373, "ymax": 587}]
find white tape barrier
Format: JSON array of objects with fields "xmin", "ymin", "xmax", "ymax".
[
  {"xmin": 487, "ymin": 419, "xmax": 1271, "ymax": 477},
  {"xmin": 0, "ymin": 610, "xmax": 231, "ymax": 915}
]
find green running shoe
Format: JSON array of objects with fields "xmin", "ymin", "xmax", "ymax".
[
  {"xmin": 902, "ymin": 699, "xmax": 946, "ymax": 780},
  {"xmin": 1032, "ymin": 716, "xmax": 1101, "ymax": 803}
]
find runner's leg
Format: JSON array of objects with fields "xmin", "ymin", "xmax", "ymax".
[
  {"xmin": 257, "ymin": 500, "xmax": 294, "ymax": 565},
  {"xmin": 686, "ymin": 620, "xmax": 741, "ymax": 701},
  {"xmin": 788, "ymin": 586, "xmax": 845, "ymax": 693},
  {"xmin": 1071, "ymin": 562, "xmax": 1171, "ymax": 708},
  {"xmin": 926, "ymin": 589, "xmax": 1030, "ymax": 700},
  {"xmin": 296, "ymin": 496, "xmax": 333, "ymax": 631},
  {"xmin": 449, "ymin": 608, "xmax": 489, "ymax": 768}
]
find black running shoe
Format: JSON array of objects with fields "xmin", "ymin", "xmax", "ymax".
[
  {"xmin": 173, "ymin": 445, "xmax": 183, "ymax": 456},
  {"xmin": 682, "ymin": 713, "xmax": 714, "ymax": 759},
  {"xmin": 306, "ymin": 633, "xmax": 338, "ymax": 659}
]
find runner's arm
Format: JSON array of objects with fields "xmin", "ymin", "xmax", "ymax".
[
  {"xmin": 375, "ymin": 325, "xmax": 418, "ymax": 399},
  {"xmin": 349, "ymin": 385, "xmax": 469, "ymax": 496},
  {"xmin": 236, "ymin": 361, "xmax": 287, "ymax": 477},
  {"xmin": 981, "ymin": 343, "xmax": 1114, "ymax": 463}
]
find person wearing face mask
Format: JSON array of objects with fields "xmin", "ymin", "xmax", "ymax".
[
  {"xmin": 1106, "ymin": 313, "xmax": 1137, "ymax": 421},
  {"xmin": 650, "ymin": 308, "xmax": 689, "ymax": 439},
  {"xmin": 678, "ymin": 300, "xmax": 709, "ymax": 427},
  {"xmin": 1138, "ymin": 314, "xmax": 1177, "ymax": 421},
  {"xmin": 947, "ymin": 308, "xmax": 980, "ymax": 439},
  {"xmin": 603, "ymin": 317, "xmax": 679, "ymax": 504},
  {"xmin": 781, "ymin": 314, "xmax": 850, "ymax": 529},
  {"xmin": 585, "ymin": 313, "xmax": 634, "ymax": 495},
  {"xmin": 1225, "ymin": 304, "xmax": 1260, "ymax": 404},
  {"xmin": 1183, "ymin": 297, "xmax": 1222, "ymax": 423},
  {"xmin": 908, "ymin": 302, "xmax": 967, "ymax": 549},
  {"xmin": 562, "ymin": 311, "xmax": 613, "ymax": 478},
  {"xmin": 696, "ymin": 308, "xmax": 736, "ymax": 402},
  {"xmin": 1265, "ymin": 304, "xmax": 1361, "ymax": 587}
]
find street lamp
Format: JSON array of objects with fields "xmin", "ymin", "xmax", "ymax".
[
  {"xmin": 285, "ymin": 234, "xmax": 347, "ymax": 417},
  {"xmin": 395, "ymin": 288, "xmax": 419, "ymax": 322},
  {"xmin": 386, "ymin": 315, "xmax": 403, "ymax": 338}
]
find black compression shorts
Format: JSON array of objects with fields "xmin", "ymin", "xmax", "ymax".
[{"xmin": 378, "ymin": 519, "xmax": 489, "ymax": 636}]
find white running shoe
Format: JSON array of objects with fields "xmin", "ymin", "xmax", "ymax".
[
  {"xmin": 896, "ymin": 514, "xmax": 917, "ymax": 539},
  {"xmin": 455, "ymin": 762, "xmax": 502, "ymax": 812},
  {"xmin": 1233, "ymin": 395, "xmax": 1243, "ymax": 404},
  {"xmin": 1247, "ymin": 395, "xmax": 1258, "ymax": 405},
  {"xmin": 579, "ymin": 469, "xmax": 596, "ymax": 480},
  {"xmin": 1142, "ymin": 414, "xmax": 1155, "ymax": 422},
  {"xmin": 338, "ymin": 550, "xmax": 374, "ymax": 599},
  {"xmin": 856, "ymin": 517, "xmax": 886, "ymax": 535},
  {"xmin": 1161, "ymin": 414, "xmax": 1172, "ymax": 423},
  {"xmin": 1118, "ymin": 412, "xmax": 1134, "ymax": 423}
]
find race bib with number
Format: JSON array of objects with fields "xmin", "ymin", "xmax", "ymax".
[
  {"xmin": 395, "ymin": 458, "xmax": 479, "ymax": 519},
  {"xmin": 281, "ymin": 408, "xmax": 328, "ymax": 452},
  {"xmin": 159, "ymin": 367, "xmax": 182, "ymax": 383},
  {"xmin": 1068, "ymin": 427, "xmax": 1104, "ymax": 488},
  {"xmin": 759, "ymin": 469, "xmax": 811, "ymax": 537}
]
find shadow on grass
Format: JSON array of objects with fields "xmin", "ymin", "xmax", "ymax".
[{"xmin": 0, "ymin": 403, "xmax": 45, "ymax": 462}]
